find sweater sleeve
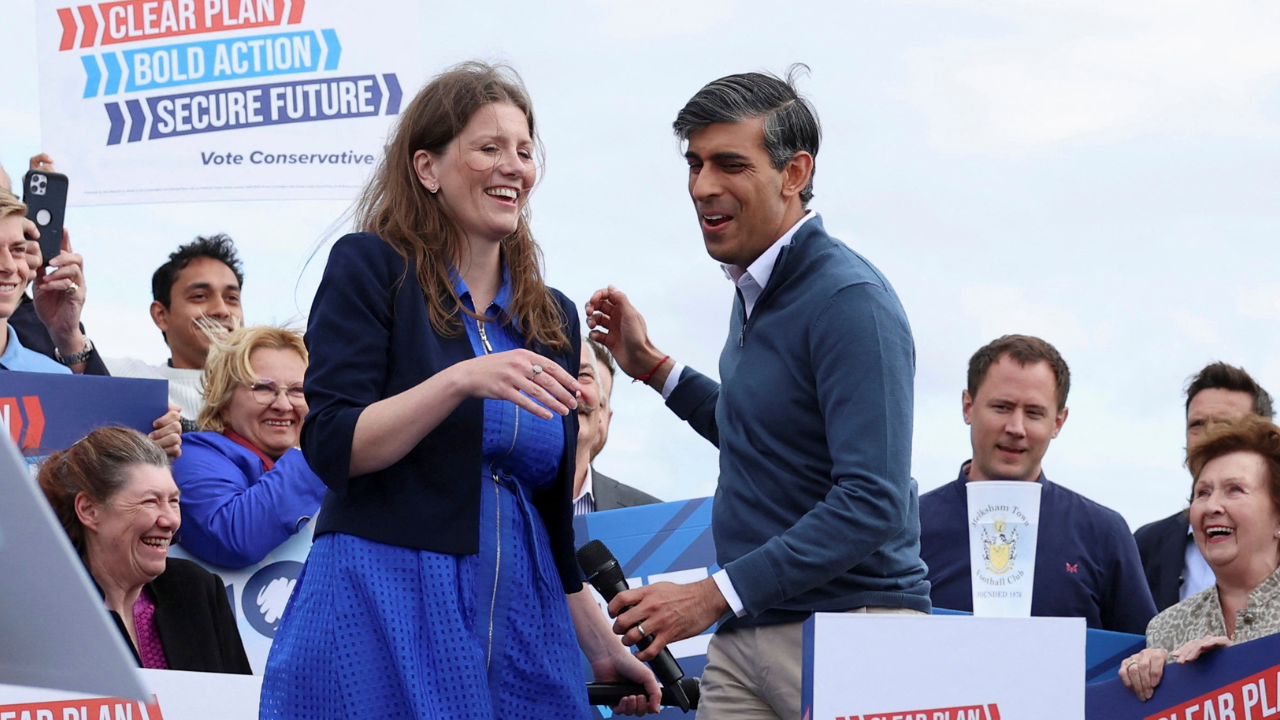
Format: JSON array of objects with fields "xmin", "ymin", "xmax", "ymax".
[
  {"xmin": 300, "ymin": 234, "xmax": 397, "ymax": 487},
  {"xmin": 1102, "ymin": 513, "xmax": 1159, "ymax": 634},
  {"xmin": 173, "ymin": 436, "xmax": 327, "ymax": 568},
  {"xmin": 725, "ymin": 282, "xmax": 917, "ymax": 615},
  {"xmin": 665, "ymin": 366, "xmax": 721, "ymax": 448}
]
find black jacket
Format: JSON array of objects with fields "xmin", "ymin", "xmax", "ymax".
[
  {"xmin": 10, "ymin": 295, "xmax": 110, "ymax": 375},
  {"xmin": 302, "ymin": 234, "xmax": 582, "ymax": 593},
  {"xmin": 1134, "ymin": 510, "xmax": 1191, "ymax": 613},
  {"xmin": 592, "ymin": 470, "xmax": 660, "ymax": 511},
  {"xmin": 107, "ymin": 558, "xmax": 251, "ymax": 673}
]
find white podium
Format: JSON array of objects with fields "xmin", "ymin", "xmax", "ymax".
[{"xmin": 802, "ymin": 614, "xmax": 1085, "ymax": 720}]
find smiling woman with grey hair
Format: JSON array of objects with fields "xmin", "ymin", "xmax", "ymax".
[
  {"xmin": 37, "ymin": 426, "xmax": 250, "ymax": 673},
  {"xmin": 1121, "ymin": 414, "xmax": 1280, "ymax": 702}
]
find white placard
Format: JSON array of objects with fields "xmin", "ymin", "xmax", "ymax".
[
  {"xmin": 966, "ymin": 480, "xmax": 1042, "ymax": 617},
  {"xmin": 0, "ymin": 668, "xmax": 262, "ymax": 719},
  {"xmin": 34, "ymin": 0, "xmax": 428, "ymax": 205},
  {"xmin": 802, "ymin": 614, "xmax": 1085, "ymax": 720}
]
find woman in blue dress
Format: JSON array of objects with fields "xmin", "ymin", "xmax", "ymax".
[{"xmin": 259, "ymin": 62, "xmax": 660, "ymax": 719}]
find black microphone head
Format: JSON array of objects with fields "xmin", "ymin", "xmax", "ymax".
[{"xmin": 577, "ymin": 540, "xmax": 616, "ymax": 577}]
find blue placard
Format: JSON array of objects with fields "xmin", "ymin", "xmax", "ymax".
[
  {"xmin": 1087, "ymin": 633, "xmax": 1280, "ymax": 719},
  {"xmin": 0, "ymin": 371, "xmax": 168, "ymax": 457}
]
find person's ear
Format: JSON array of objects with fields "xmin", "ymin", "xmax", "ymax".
[
  {"xmin": 74, "ymin": 492, "xmax": 101, "ymax": 533},
  {"xmin": 962, "ymin": 389, "xmax": 975, "ymax": 425},
  {"xmin": 1052, "ymin": 406, "xmax": 1069, "ymax": 439},
  {"xmin": 150, "ymin": 301, "xmax": 169, "ymax": 333},
  {"xmin": 779, "ymin": 151, "xmax": 814, "ymax": 201},
  {"xmin": 413, "ymin": 150, "xmax": 441, "ymax": 194}
]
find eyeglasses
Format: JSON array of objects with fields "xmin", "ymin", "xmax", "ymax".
[{"xmin": 246, "ymin": 380, "xmax": 306, "ymax": 406}]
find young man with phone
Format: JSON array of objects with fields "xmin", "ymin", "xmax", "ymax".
[
  {"xmin": 0, "ymin": 192, "xmax": 79, "ymax": 374},
  {"xmin": 1, "ymin": 156, "xmax": 183, "ymax": 458}
]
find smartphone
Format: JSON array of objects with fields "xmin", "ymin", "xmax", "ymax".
[{"xmin": 22, "ymin": 170, "xmax": 69, "ymax": 265}]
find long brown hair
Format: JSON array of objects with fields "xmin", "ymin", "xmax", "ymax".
[{"xmin": 354, "ymin": 61, "xmax": 568, "ymax": 351}]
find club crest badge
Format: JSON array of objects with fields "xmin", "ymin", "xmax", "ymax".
[{"xmin": 981, "ymin": 518, "xmax": 1018, "ymax": 575}]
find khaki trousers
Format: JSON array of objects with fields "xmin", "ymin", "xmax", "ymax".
[{"xmin": 697, "ymin": 607, "xmax": 926, "ymax": 720}]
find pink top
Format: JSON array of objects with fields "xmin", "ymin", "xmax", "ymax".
[{"xmin": 132, "ymin": 589, "xmax": 169, "ymax": 670}]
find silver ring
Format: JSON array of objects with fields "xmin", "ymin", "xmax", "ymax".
[
  {"xmin": 636, "ymin": 623, "xmax": 647, "ymax": 638},
  {"xmin": 65, "ymin": 282, "xmax": 78, "ymax": 295},
  {"xmin": 531, "ymin": 364, "xmax": 543, "ymax": 376},
  {"xmin": 1125, "ymin": 658, "xmax": 1137, "ymax": 669}
]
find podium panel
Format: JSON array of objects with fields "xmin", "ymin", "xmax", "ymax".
[{"xmin": 802, "ymin": 614, "xmax": 1085, "ymax": 720}]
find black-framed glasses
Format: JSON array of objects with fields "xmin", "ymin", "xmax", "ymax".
[{"xmin": 246, "ymin": 380, "xmax": 306, "ymax": 406}]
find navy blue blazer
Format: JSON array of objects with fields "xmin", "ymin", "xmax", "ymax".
[{"xmin": 302, "ymin": 233, "xmax": 582, "ymax": 593}]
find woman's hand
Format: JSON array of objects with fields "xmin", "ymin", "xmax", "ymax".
[
  {"xmin": 1119, "ymin": 648, "xmax": 1169, "ymax": 701},
  {"xmin": 590, "ymin": 649, "xmax": 662, "ymax": 717},
  {"xmin": 448, "ymin": 349, "xmax": 578, "ymax": 419},
  {"xmin": 1172, "ymin": 635, "xmax": 1232, "ymax": 665}
]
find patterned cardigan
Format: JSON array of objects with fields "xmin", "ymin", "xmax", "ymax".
[{"xmin": 1146, "ymin": 565, "xmax": 1280, "ymax": 653}]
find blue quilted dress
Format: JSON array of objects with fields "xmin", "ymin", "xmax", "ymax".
[{"xmin": 259, "ymin": 274, "xmax": 590, "ymax": 720}]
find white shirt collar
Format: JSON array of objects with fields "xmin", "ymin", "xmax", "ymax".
[
  {"xmin": 574, "ymin": 465, "xmax": 594, "ymax": 503},
  {"xmin": 721, "ymin": 210, "xmax": 816, "ymax": 317},
  {"xmin": 722, "ymin": 209, "xmax": 816, "ymax": 285}
]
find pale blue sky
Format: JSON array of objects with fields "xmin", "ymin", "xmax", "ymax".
[{"xmin": 5, "ymin": 0, "xmax": 1280, "ymax": 530}]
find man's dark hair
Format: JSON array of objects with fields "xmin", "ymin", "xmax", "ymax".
[
  {"xmin": 151, "ymin": 234, "xmax": 244, "ymax": 307},
  {"xmin": 967, "ymin": 335, "xmax": 1071, "ymax": 410},
  {"xmin": 673, "ymin": 64, "xmax": 821, "ymax": 206},
  {"xmin": 587, "ymin": 337, "xmax": 616, "ymax": 386},
  {"xmin": 1184, "ymin": 362, "xmax": 1274, "ymax": 418}
]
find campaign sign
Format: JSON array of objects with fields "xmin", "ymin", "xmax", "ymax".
[
  {"xmin": 966, "ymin": 481, "xmax": 1042, "ymax": 617},
  {"xmin": 34, "ymin": 0, "xmax": 426, "ymax": 204},
  {"xmin": 802, "ymin": 614, "xmax": 1086, "ymax": 720},
  {"xmin": 0, "ymin": 371, "xmax": 167, "ymax": 457},
  {"xmin": 1087, "ymin": 633, "xmax": 1280, "ymax": 720},
  {"xmin": 0, "ymin": 667, "xmax": 262, "ymax": 720},
  {"xmin": 168, "ymin": 521, "xmax": 313, "ymax": 675}
]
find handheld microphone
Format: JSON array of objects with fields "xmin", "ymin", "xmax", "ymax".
[
  {"xmin": 586, "ymin": 679, "xmax": 700, "ymax": 709},
  {"xmin": 577, "ymin": 540, "xmax": 693, "ymax": 712}
]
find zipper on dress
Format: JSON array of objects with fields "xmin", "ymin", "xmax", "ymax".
[{"xmin": 479, "ymin": 314, "xmax": 518, "ymax": 671}]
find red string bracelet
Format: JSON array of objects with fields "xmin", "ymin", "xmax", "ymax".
[{"xmin": 634, "ymin": 355, "xmax": 670, "ymax": 384}]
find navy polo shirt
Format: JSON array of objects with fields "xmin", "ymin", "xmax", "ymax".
[{"xmin": 919, "ymin": 463, "xmax": 1156, "ymax": 634}]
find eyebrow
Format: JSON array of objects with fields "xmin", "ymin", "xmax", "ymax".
[
  {"xmin": 685, "ymin": 150, "xmax": 752, "ymax": 163},
  {"xmin": 184, "ymin": 281, "xmax": 240, "ymax": 293}
]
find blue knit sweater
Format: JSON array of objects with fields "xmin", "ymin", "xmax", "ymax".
[{"xmin": 667, "ymin": 215, "xmax": 931, "ymax": 626}]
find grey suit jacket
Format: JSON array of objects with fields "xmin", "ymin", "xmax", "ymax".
[{"xmin": 592, "ymin": 469, "xmax": 661, "ymax": 511}]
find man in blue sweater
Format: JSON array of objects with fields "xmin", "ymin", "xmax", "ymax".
[
  {"xmin": 586, "ymin": 67, "xmax": 929, "ymax": 720},
  {"xmin": 918, "ymin": 335, "xmax": 1155, "ymax": 634}
]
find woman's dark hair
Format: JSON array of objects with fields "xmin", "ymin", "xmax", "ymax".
[
  {"xmin": 672, "ymin": 64, "xmax": 821, "ymax": 205},
  {"xmin": 151, "ymin": 234, "xmax": 245, "ymax": 307},
  {"xmin": 37, "ymin": 427, "xmax": 170, "ymax": 556},
  {"xmin": 1187, "ymin": 414, "xmax": 1280, "ymax": 516},
  {"xmin": 353, "ymin": 61, "xmax": 568, "ymax": 351}
]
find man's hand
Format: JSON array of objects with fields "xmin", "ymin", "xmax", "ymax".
[
  {"xmin": 585, "ymin": 285, "xmax": 671, "ymax": 389},
  {"xmin": 608, "ymin": 577, "xmax": 729, "ymax": 663},
  {"xmin": 33, "ymin": 228, "xmax": 86, "ymax": 354},
  {"xmin": 151, "ymin": 404, "xmax": 183, "ymax": 460}
]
